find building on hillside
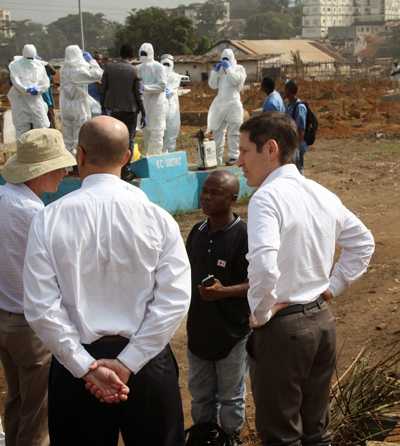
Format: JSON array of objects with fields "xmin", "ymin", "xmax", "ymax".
[
  {"xmin": 167, "ymin": 1, "xmax": 230, "ymax": 29},
  {"xmin": 173, "ymin": 40, "xmax": 347, "ymax": 81},
  {"xmin": 173, "ymin": 54, "xmax": 273, "ymax": 82},
  {"xmin": 204, "ymin": 39, "xmax": 348, "ymax": 78},
  {"xmin": 0, "ymin": 9, "xmax": 12, "ymax": 39},
  {"xmin": 302, "ymin": 0, "xmax": 400, "ymax": 39}
]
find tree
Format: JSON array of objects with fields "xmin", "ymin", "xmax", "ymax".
[
  {"xmin": 47, "ymin": 13, "xmax": 119, "ymax": 57},
  {"xmin": 115, "ymin": 8, "xmax": 198, "ymax": 57},
  {"xmin": 244, "ymin": 13, "xmax": 296, "ymax": 39},
  {"xmin": 258, "ymin": 0, "xmax": 290, "ymax": 13},
  {"xmin": 195, "ymin": 36, "xmax": 212, "ymax": 55},
  {"xmin": 230, "ymin": 0, "xmax": 260, "ymax": 19},
  {"xmin": 0, "ymin": 20, "xmax": 51, "ymax": 65},
  {"xmin": 196, "ymin": 1, "xmax": 226, "ymax": 43}
]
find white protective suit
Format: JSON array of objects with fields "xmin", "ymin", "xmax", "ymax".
[
  {"xmin": 161, "ymin": 54, "xmax": 181, "ymax": 152},
  {"xmin": 7, "ymin": 44, "xmax": 50, "ymax": 138},
  {"xmin": 60, "ymin": 45, "xmax": 103, "ymax": 152},
  {"xmin": 207, "ymin": 49, "xmax": 247, "ymax": 165},
  {"xmin": 137, "ymin": 43, "xmax": 167, "ymax": 155}
]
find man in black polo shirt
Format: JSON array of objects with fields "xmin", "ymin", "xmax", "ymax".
[{"xmin": 186, "ymin": 170, "xmax": 249, "ymax": 446}]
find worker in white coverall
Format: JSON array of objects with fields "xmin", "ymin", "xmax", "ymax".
[
  {"xmin": 60, "ymin": 45, "xmax": 103, "ymax": 153},
  {"xmin": 161, "ymin": 54, "xmax": 181, "ymax": 152},
  {"xmin": 207, "ymin": 49, "xmax": 246, "ymax": 166},
  {"xmin": 138, "ymin": 43, "xmax": 167, "ymax": 155},
  {"xmin": 8, "ymin": 44, "xmax": 50, "ymax": 138}
]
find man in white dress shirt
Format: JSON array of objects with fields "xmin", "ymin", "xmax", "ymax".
[
  {"xmin": 0, "ymin": 128, "xmax": 76, "ymax": 446},
  {"xmin": 237, "ymin": 112, "xmax": 375, "ymax": 446},
  {"xmin": 23, "ymin": 116, "xmax": 191, "ymax": 446}
]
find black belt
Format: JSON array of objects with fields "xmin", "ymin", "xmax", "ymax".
[
  {"xmin": 88, "ymin": 335, "xmax": 129, "ymax": 346},
  {"xmin": 274, "ymin": 295, "xmax": 325, "ymax": 318}
]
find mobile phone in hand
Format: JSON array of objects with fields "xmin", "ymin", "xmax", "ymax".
[{"xmin": 201, "ymin": 275, "xmax": 216, "ymax": 287}]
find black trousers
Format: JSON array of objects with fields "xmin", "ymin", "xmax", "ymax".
[
  {"xmin": 110, "ymin": 111, "xmax": 138, "ymax": 151},
  {"xmin": 48, "ymin": 339, "xmax": 184, "ymax": 446},
  {"xmin": 248, "ymin": 302, "xmax": 336, "ymax": 446}
]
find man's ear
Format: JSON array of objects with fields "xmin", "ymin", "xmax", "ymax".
[
  {"xmin": 76, "ymin": 145, "xmax": 85, "ymax": 167},
  {"xmin": 122, "ymin": 149, "xmax": 131, "ymax": 166},
  {"xmin": 265, "ymin": 139, "xmax": 280, "ymax": 162}
]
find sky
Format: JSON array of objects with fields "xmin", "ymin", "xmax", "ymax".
[{"xmin": 1, "ymin": 0, "xmax": 208, "ymax": 24}]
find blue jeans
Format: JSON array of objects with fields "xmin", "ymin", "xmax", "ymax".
[
  {"xmin": 294, "ymin": 142, "xmax": 308, "ymax": 174},
  {"xmin": 188, "ymin": 337, "xmax": 248, "ymax": 434}
]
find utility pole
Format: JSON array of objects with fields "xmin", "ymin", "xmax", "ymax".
[{"xmin": 78, "ymin": 0, "xmax": 85, "ymax": 50}]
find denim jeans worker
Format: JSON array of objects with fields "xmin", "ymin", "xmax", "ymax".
[
  {"xmin": 238, "ymin": 113, "xmax": 375, "ymax": 446},
  {"xmin": 186, "ymin": 171, "xmax": 250, "ymax": 445},
  {"xmin": 188, "ymin": 336, "xmax": 248, "ymax": 435},
  {"xmin": 285, "ymin": 80, "xmax": 308, "ymax": 174}
]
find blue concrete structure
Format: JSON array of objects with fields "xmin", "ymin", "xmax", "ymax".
[{"xmin": 0, "ymin": 151, "xmax": 253, "ymax": 213}]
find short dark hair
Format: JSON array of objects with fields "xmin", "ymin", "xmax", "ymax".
[
  {"xmin": 285, "ymin": 79, "xmax": 298, "ymax": 95},
  {"xmin": 261, "ymin": 77, "xmax": 275, "ymax": 94},
  {"xmin": 120, "ymin": 44, "xmax": 134, "ymax": 59},
  {"xmin": 240, "ymin": 112, "xmax": 298, "ymax": 164}
]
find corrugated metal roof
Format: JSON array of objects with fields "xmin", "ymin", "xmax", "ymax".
[{"xmin": 210, "ymin": 39, "xmax": 344, "ymax": 64}]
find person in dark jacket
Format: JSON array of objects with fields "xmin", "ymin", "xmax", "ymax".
[{"xmin": 101, "ymin": 44, "xmax": 146, "ymax": 180}]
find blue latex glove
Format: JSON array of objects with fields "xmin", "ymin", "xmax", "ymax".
[
  {"xmin": 165, "ymin": 87, "xmax": 173, "ymax": 98},
  {"xmin": 27, "ymin": 87, "xmax": 38, "ymax": 96},
  {"xmin": 82, "ymin": 51, "xmax": 93, "ymax": 62},
  {"xmin": 213, "ymin": 62, "xmax": 222, "ymax": 72},
  {"xmin": 221, "ymin": 60, "xmax": 231, "ymax": 70}
]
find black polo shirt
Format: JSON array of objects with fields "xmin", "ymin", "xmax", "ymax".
[{"xmin": 186, "ymin": 215, "xmax": 250, "ymax": 361}]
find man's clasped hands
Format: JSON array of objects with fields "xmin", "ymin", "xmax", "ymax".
[{"xmin": 83, "ymin": 358, "xmax": 131, "ymax": 404}]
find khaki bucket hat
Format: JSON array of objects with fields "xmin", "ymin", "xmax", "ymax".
[{"xmin": 2, "ymin": 128, "xmax": 76, "ymax": 184}]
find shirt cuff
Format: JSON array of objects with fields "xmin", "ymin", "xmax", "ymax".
[
  {"xmin": 59, "ymin": 346, "xmax": 96, "ymax": 378},
  {"xmin": 117, "ymin": 342, "xmax": 157, "ymax": 375},
  {"xmin": 329, "ymin": 275, "xmax": 347, "ymax": 297},
  {"xmin": 253, "ymin": 308, "xmax": 273, "ymax": 327}
]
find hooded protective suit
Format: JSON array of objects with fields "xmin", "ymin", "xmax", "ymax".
[
  {"xmin": 60, "ymin": 45, "xmax": 103, "ymax": 152},
  {"xmin": 7, "ymin": 44, "xmax": 50, "ymax": 137},
  {"xmin": 161, "ymin": 54, "xmax": 181, "ymax": 152},
  {"xmin": 207, "ymin": 49, "xmax": 246, "ymax": 165},
  {"xmin": 137, "ymin": 43, "xmax": 167, "ymax": 155}
]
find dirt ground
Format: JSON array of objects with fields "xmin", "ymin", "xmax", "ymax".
[
  {"xmin": 2, "ymin": 137, "xmax": 397, "ymax": 444},
  {"xmin": 0, "ymin": 80, "xmax": 400, "ymax": 444}
]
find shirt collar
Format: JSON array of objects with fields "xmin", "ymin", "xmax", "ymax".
[
  {"xmin": 260, "ymin": 164, "xmax": 301, "ymax": 188},
  {"xmin": 4, "ymin": 182, "xmax": 43, "ymax": 204},
  {"xmin": 81, "ymin": 173, "xmax": 122, "ymax": 188},
  {"xmin": 199, "ymin": 214, "xmax": 241, "ymax": 234},
  {"xmin": 267, "ymin": 90, "xmax": 277, "ymax": 99}
]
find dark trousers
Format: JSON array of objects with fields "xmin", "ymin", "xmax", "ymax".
[
  {"xmin": 110, "ymin": 111, "xmax": 138, "ymax": 151},
  {"xmin": 248, "ymin": 302, "xmax": 336, "ymax": 446},
  {"xmin": 48, "ymin": 339, "xmax": 184, "ymax": 446}
]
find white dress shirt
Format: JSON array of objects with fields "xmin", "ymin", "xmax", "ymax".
[
  {"xmin": 0, "ymin": 183, "xmax": 43, "ymax": 314},
  {"xmin": 23, "ymin": 174, "xmax": 191, "ymax": 378},
  {"xmin": 247, "ymin": 164, "xmax": 375, "ymax": 325}
]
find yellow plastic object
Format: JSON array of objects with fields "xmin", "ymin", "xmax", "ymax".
[{"xmin": 132, "ymin": 143, "xmax": 141, "ymax": 161}]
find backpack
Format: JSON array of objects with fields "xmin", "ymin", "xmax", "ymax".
[{"xmin": 292, "ymin": 100, "xmax": 318, "ymax": 146}]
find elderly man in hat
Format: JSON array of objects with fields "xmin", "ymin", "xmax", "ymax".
[{"xmin": 0, "ymin": 128, "xmax": 76, "ymax": 446}]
